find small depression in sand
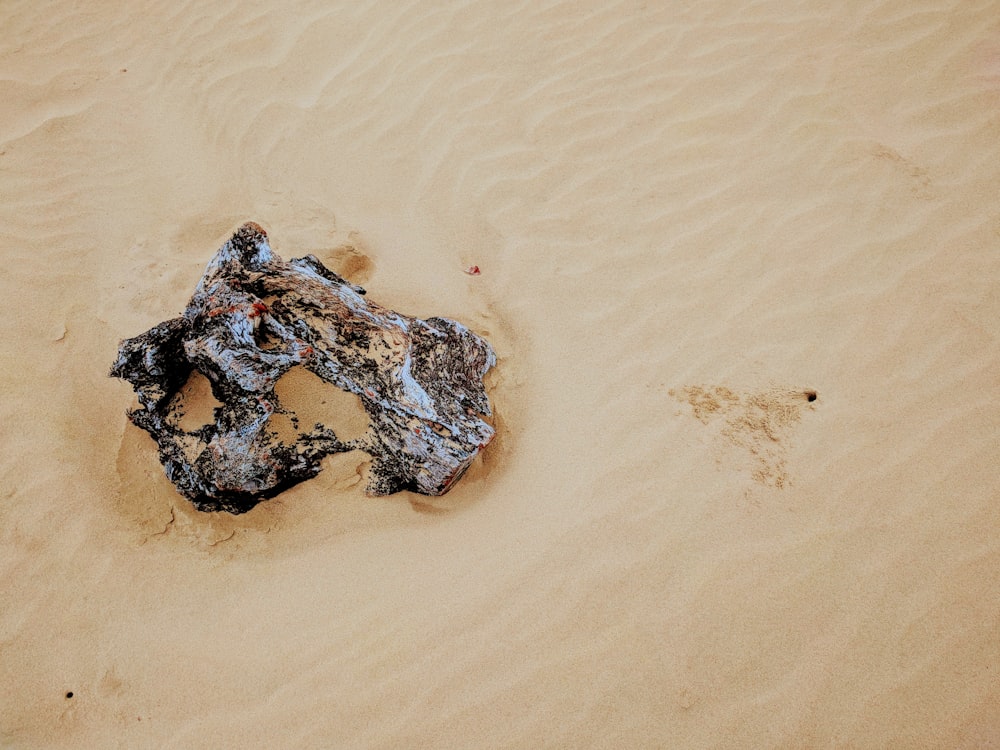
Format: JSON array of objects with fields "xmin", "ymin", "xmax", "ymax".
[{"xmin": 671, "ymin": 385, "xmax": 818, "ymax": 488}]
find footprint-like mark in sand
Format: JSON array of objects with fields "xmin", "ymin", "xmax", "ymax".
[{"xmin": 670, "ymin": 385, "xmax": 817, "ymax": 488}]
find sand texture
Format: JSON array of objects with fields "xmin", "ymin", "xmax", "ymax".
[{"xmin": 2, "ymin": 1, "xmax": 999, "ymax": 747}]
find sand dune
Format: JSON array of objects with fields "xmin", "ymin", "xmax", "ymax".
[{"xmin": 1, "ymin": 0, "xmax": 998, "ymax": 746}]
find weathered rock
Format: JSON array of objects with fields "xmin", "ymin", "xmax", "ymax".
[{"xmin": 111, "ymin": 222, "xmax": 496, "ymax": 514}]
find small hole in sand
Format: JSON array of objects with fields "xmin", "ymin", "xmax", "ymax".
[
  {"xmin": 805, "ymin": 390, "xmax": 817, "ymax": 402},
  {"xmin": 65, "ymin": 691, "xmax": 74, "ymax": 699}
]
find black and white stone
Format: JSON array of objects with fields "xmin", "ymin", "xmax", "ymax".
[{"xmin": 111, "ymin": 222, "xmax": 496, "ymax": 514}]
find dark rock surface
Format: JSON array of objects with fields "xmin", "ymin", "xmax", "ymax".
[{"xmin": 111, "ymin": 222, "xmax": 496, "ymax": 514}]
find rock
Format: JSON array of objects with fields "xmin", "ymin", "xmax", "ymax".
[{"xmin": 111, "ymin": 222, "xmax": 496, "ymax": 514}]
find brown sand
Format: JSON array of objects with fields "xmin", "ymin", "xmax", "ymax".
[{"xmin": 2, "ymin": 1, "xmax": 999, "ymax": 747}]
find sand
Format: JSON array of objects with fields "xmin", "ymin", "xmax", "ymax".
[{"xmin": 1, "ymin": 0, "xmax": 998, "ymax": 747}]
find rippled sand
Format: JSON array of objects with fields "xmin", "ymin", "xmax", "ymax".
[{"xmin": 2, "ymin": 1, "xmax": 998, "ymax": 747}]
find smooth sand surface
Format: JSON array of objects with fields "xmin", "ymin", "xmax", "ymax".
[{"xmin": 2, "ymin": 1, "xmax": 999, "ymax": 747}]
